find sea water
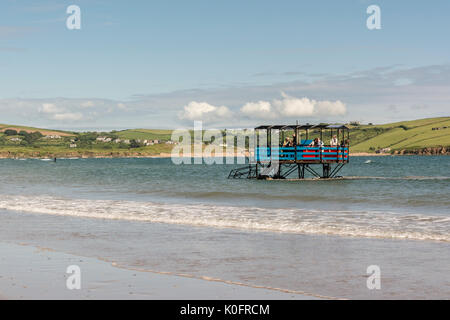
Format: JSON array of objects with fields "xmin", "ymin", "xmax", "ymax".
[{"xmin": 0, "ymin": 156, "xmax": 449, "ymax": 298}]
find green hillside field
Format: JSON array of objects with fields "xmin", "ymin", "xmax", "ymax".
[
  {"xmin": 349, "ymin": 117, "xmax": 450, "ymax": 152},
  {"xmin": 115, "ymin": 129, "xmax": 173, "ymax": 141}
]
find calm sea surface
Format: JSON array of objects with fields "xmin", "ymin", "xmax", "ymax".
[{"xmin": 0, "ymin": 156, "xmax": 449, "ymax": 298}]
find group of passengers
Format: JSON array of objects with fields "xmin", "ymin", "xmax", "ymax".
[
  {"xmin": 281, "ymin": 133, "xmax": 296, "ymax": 147},
  {"xmin": 309, "ymin": 135, "xmax": 340, "ymax": 147},
  {"xmin": 281, "ymin": 135, "xmax": 347, "ymax": 148}
]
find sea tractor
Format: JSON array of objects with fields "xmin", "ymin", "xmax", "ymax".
[{"xmin": 228, "ymin": 124, "xmax": 350, "ymax": 180}]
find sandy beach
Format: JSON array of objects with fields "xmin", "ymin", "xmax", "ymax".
[{"xmin": 0, "ymin": 242, "xmax": 325, "ymax": 300}]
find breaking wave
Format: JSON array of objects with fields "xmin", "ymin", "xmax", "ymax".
[{"xmin": 0, "ymin": 195, "xmax": 449, "ymax": 242}]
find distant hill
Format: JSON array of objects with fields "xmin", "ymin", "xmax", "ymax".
[
  {"xmin": 0, "ymin": 124, "xmax": 75, "ymax": 137},
  {"xmin": 349, "ymin": 117, "xmax": 450, "ymax": 152}
]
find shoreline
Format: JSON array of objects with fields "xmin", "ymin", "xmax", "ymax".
[
  {"xmin": 2, "ymin": 207, "xmax": 449, "ymax": 299},
  {"xmin": 0, "ymin": 152, "xmax": 448, "ymax": 160}
]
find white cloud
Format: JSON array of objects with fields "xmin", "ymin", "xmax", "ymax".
[
  {"xmin": 315, "ymin": 100, "xmax": 347, "ymax": 115},
  {"xmin": 241, "ymin": 101, "xmax": 277, "ymax": 119},
  {"xmin": 81, "ymin": 101, "xmax": 95, "ymax": 108},
  {"xmin": 178, "ymin": 101, "xmax": 233, "ymax": 122},
  {"xmin": 39, "ymin": 103, "xmax": 84, "ymax": 121},
  {"xmin": 240, "ymin": 92, "xmax": 347, "ymax": 119},
  {"xmin": 179, "ymin": 94, "xmax": 346, "ymax": 124},
  {"xmin": 0, "ymin": 98, "xmax": 131, "ymax": 127},
  {"xmin": 273, "ymin": 93, "xmax": 316, "ymax": 117},
  {"xmin": 40, "ymin": 103, "xmax": 64, "ymax": 114},
  {"xmin": 50, "ymin": 112, "xmax": 84, "ymax": 121}
]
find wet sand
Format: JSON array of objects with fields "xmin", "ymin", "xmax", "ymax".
[{"xmin": 0, "ymin": 242, "xmax": 324, "ymax": 300}]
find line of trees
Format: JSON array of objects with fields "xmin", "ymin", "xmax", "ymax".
[
  {"xmin": 4, "ymin": 129, "xmax": 18, "ymax": 136},
  {"xmin": 2, "ymin": 130, "xmax": 44, "ymax": 145},
  {"xmin": 1, "ymin": 129, "xmax": 155, "ymax": 150},
  {"xmin": 19, "ymin": 131, "xmax": 44, "ymax": 144}
]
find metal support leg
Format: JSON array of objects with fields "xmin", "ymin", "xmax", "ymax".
[
  {"xmin": 323, "ymin": 163, "xmax": 331, "ymax": 178},
  {"xmin": 298, "ymin": 164, "xmax": 305, "ymax": 179},
  {"xmin": 275, "ymin": 165, "xmax": 281, "ymax": 179}
]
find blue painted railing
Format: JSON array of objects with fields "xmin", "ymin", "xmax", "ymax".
[{"xmin": 255, "ymin": 146, "xmax": 349, "ymax": 162}]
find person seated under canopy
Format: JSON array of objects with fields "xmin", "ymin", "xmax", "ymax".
[{"xmin": 309, "ymin": 138, "xmax": 323, "ymax": 147}]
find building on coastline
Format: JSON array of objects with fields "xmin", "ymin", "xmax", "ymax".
[
  {"xmin": 96, "ymin": 137, "xmax": 112, "ymax": 142},
  {"xmin": 432, "ymin": 126, "xmax": 448, "ymax": 131},
  {"xmin": 376, "ymin": 147, "xmax": 391, "ymax": 154}
]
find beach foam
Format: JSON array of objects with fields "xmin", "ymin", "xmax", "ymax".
[{"xmin": 0, "ymin": 195, "xmax": 448, "ymax": 242}]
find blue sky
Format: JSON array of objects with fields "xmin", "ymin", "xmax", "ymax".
[{"xmin": 1, "ymin": 0, "xmax": 449, "ymax": 130}]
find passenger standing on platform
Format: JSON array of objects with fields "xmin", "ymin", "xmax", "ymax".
[{"xmin": 330, "ymin": 135, "xmax": 338, "ymax": 146}]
